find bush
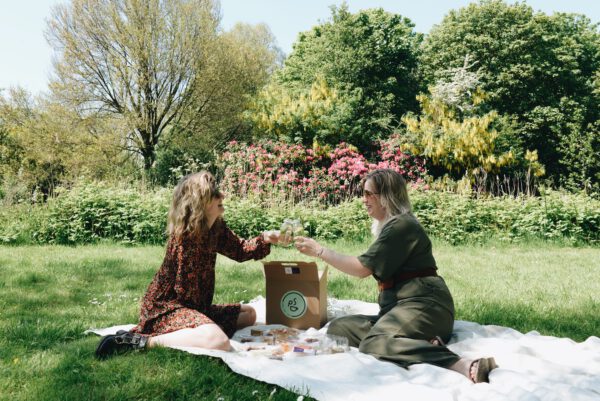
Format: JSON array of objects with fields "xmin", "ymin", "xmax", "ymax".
[
  {"xmin": 410, "ymin": 189, "xmax": 600, "ymax": 245},
  {"xmin": 192, "ymin": 197, "xmax": 372, "ymax": 242},
  {"xmin": 216, "ymin": 139, "xmax": 426, "ymax": 205},
  {"xmin": 1, "ymin": 182, "xmax": 597, "ymax": 246},
  {"xmin": 31, "ymin": 182, "xmax": 171, "ymax": 245},
  {"xmin": 0, "ymin": 204, "xmax": 49, "ymax": 245}
]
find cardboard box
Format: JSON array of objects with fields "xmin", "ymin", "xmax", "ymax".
[{"xmin": 262, "ymin": 261, "xmax": 328, "ymax": 329}]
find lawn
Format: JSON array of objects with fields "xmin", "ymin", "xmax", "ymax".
[{"xmin": 1, "ymin": 241, "xmax": 599, "ymax": 401}]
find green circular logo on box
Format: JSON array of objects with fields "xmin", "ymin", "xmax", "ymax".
[{"xmin": 280, "ymin": 291, "xmax": 307, "ymax": 319}]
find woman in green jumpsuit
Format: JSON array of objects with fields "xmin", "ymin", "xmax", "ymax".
[{"xmin": 294, "ymin": 169, "xmax": 497, "ymax": 383}]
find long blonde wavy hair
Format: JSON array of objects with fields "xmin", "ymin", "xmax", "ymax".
[{"xmin": 167, "ymin": 171, "xmax": 222, "ymax": 239}]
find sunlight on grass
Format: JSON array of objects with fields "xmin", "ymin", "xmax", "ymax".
[{"xmin": 1, "ymin": 241, "xmax": 599, "ymax": 401}]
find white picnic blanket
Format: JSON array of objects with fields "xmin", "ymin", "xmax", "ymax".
[{"xmin": 87, "ymin": 297, "xmax": 600, "ymax": 401}]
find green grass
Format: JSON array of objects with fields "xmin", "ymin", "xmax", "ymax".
[{"xmin": 1, "ymin": 241, "xmax": 599, "ymax": 401}]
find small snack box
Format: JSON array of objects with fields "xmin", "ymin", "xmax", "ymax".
[{"xmin": 262, "ymin": 261, "xmax": 328, "ymax": 329}]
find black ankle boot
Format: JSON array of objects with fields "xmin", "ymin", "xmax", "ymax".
[{"xmin": 95, "ymin": 330, "xmax": 148, "ymax": 359}]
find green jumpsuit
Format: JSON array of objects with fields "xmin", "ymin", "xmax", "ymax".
[{"xmin": 327, "ymin": 213, "xmax": 460, "ymax": 368}]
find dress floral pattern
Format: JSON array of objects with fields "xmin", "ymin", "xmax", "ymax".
[{"xmin": 131, "ymin": 219, "xmax": 270, "ymax": 338}]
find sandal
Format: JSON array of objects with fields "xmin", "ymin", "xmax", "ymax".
[
  {"xmin": 470, "ymin": 357, "xmax": 498, "ymax": 383},
  {"xmin": 430, "ymin": 336, "xmax": 446, "ymax": 346}
]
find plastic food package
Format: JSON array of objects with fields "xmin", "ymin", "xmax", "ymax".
[
  {"xmin": 318, "ymin": 334, "xmax": 349, "ymax": 354},
  {"xmin": 239, "ymin": 328, "xmax": 349, "ymax": 359}
]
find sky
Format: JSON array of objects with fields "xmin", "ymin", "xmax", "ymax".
[{"xmin": 0, "ymin": 0, "xmax": 598, "ymax": 96}]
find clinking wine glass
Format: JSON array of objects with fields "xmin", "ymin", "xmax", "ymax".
[
  {"xmin": 279, "ymin": 218, "xmax": 304, "ymax": 247},
  {"xmin": 291, "ymin": 219, "xmax": 304, "ymax": 238},
  {"xmin": 280, "ymin": 219, "xmax": 293, "ymax": 247}
]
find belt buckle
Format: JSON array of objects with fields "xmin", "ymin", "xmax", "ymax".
[{"xmin": 378, "ymin": 280, "xmax": 393, "ymax": 291}]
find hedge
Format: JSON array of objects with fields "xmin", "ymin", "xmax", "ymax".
[{"xmin": 1, "ymin": 182, "xmax": 598, "ymax": 245}]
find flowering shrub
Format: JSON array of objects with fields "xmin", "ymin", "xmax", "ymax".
[
  {"xmin": 375, "ymin": 134, "xmax": 427, "ymax": 183},
  {"xmin": 327, "ymin": 143, "xmax": 370, "ymax": 197},
  {"xmin": 216, "ymin": 140, "xmax": 316, "ymax": 201},
  {"xmin": 216, "ymin": 138, "xmax": 427, "ymax": 204}
]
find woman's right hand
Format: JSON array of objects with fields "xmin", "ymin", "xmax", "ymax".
[
  {"xmin": 296, "ymin": 237, "xmax": 372, "ymax": 278},
  {"xmin": 263, "ymin": 230, "xmax": 281, "ymax": 244},
  {"xmin": 294, "ymin": 236, "xmax": 323, "ymax": 258}
]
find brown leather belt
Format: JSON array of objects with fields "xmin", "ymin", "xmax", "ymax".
[{"xmin": 377, "ymin": 268, "xmax": 438, "ymax": 291}]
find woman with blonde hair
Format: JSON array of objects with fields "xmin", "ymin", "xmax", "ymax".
[
  {"xmin": 95, "ymin": 171, "xmax": 280, "ymax": 357},
  {"xmin": 294, "ymin": 169, "xmax": 497, "ymax": 383}
]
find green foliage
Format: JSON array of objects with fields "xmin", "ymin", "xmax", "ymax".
[
  {"xmin": 0, "ymin": 122, "xmax": 24, "ymax": 186},
  {"xmin": 224, "ymin": 197, "xmax": 372, "ymax": 242},
  {"xmin": 520, "ymin": 98, "xmax": 588, "ymax": 186},
  {"xmin": 0, "ymin": 87, "xmax": 137, "ymax": 202},
  {"xmin": 1, "ymin": 183, "xmax": 598, "ymax": 246},
  {"xmin": 402, "ymin": 90, "xmax": 528, "ymax": 176},
  {"xmin": 244, "ymin": 77, "xmax": 357, "ymax": 146},
  {"xmin": 269, "ymin": 5, "xmax": 422, "ymax": 150},
  {"xmin": 0, "ymin": 204, "xmax": 48, "ymax": 245},
  {"xmin": 410, "ymin": 189, "xmax": 600, "ymax": 245},
  {"xmin": 31, "ymin": 182, "xmax": 171, "ymax": 245},
  {"xmin": 163, "ymin": 22, "xmax": 282, "ymax": 176},
  {"xmin": 421, "ymin": 0, "xmax": 600, "ymax": 187},
  {"xmin": 150, "ymin": 145, "xmax": 216, "ymax": 187},
  {"xmin": 557, "ymin": 121, "xmax": 600, "ymax": 194}
]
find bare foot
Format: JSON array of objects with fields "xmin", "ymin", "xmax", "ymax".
[
  {"xmin": 469, "ymin": 359, "xmax": 480, "ymax": 381},
  {"xmin": 469, "ymin": 358, "xmax": 498, "ymax": 383},
  {"xmin": 429, "ymin": 336, "xmax": 445, "ymax": 346}
]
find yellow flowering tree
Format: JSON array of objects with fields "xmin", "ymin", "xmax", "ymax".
[
  {"xmin": 401, "ymin": 55, "xmax": 545, "ymax": 180},
  {"xmin": 244, "ymin": 77, "xmax": 357, "ymax": 146},
  {"xmin": 402, "ymin": 90, "xmax": 518, "ymax": 175}
]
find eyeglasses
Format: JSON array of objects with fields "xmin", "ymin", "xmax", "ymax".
[{"xmin": 362, "ymin": 189, "xmax": 379, "ymax": 198}]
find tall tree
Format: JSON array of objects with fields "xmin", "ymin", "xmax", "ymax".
[
  {"xmin": 150, "ymin": 21, "xmax": 282, "ymax": 184},
  {"xmin": 46, "ymin": 0, "xmax": 221, "ymax": 172},
  {"xmin": 0, "ymin": 87, "xmax": 131, "ymax": 201},
  {"xmin": 401, "ymin": 58, "xmax": 541, "ymax": 179},
  {"xmin": 170, "ymin": 22, "xmax": 282, "ymax": 150},
  {"xmin": 265, "ymin": 4, "xmax": 422, "ymax": 151},
  {"xmin": 421, "ymin": 0, "xmax": 600, "ymax": 187}
]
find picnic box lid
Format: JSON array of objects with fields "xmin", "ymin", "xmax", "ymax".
[{"xmin": 262, "ymin": 261, "xmax": 327, "ymax": 281}]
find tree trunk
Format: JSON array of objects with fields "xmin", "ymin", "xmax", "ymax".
[{"xmin": 140, "ymin": 130, "xmax": 156, "ymax": 172}]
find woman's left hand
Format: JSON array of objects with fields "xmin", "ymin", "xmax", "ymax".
[{"xmin": 294, "ymin": 236, "xmax": 323, "ymax": 258}]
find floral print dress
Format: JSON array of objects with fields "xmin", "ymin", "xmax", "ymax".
[{"xmin": 131, "ymin": 219, "xmax": 270, "ymax": 338}]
